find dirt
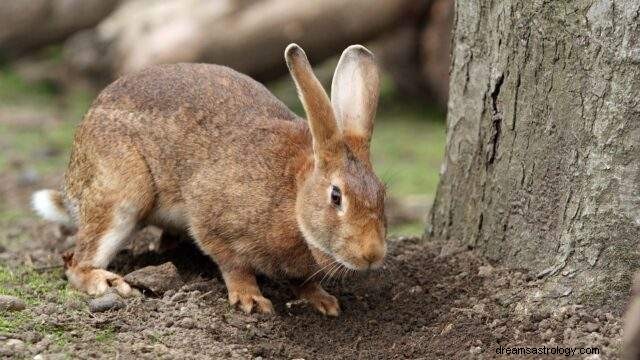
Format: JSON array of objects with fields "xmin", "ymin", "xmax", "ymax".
[{"xmin": 0, "ymin": 214, "xmax": 626, "ymax": 359}]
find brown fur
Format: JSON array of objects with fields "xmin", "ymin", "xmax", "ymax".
[{"xmin": 34, "ymin": 44, "xmax": 386, "ymax": 316}]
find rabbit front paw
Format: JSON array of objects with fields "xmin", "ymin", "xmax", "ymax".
[
  {"xmin": 293, "ymin": 282, "xmax": 340, "ymax": 317},
  {"xmin": 228, "ymin": 290, "xmax": 274, "ymax": 314}
]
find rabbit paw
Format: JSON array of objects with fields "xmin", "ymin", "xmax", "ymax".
[
  {"xmin": 296, "ymin": 283, "xmax": 340, "ymax": 317},
  {"xmin": 228, "ymin": 290, "xmax": 274, "ymax": 314},
  {"xmin": 66, "ymin": 266, "xmax": 139, "ymax": 298}
]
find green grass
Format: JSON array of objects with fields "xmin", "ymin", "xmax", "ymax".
[
  {"xmin": 0, "ymin": 265, "xmax": 83, "ymax": 307},
  {"xmin": 95, "ymin": 326, "xmax": 117, "ymax": 343},
  {"xmin": 0, "ymin": 265, "xmax": 85, "ymax": 351}
]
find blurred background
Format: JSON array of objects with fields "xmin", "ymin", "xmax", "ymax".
[{"xmin": 0, "ymin": 0, "xmax": 453, "ymax": 238}]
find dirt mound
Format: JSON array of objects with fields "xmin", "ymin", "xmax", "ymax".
[{"xmin": 0, "ymin": 224, "xmax": 624, "ymax": 359}]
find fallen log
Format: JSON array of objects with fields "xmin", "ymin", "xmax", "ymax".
[
  {"xmin": 0, "ymin": 0, "xmax": 121, "ymax": 56},
  {"xmin": 63, "ymin": 0, "xmax": 418, "ymax": 82}
]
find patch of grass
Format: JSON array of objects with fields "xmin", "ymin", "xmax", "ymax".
[
  {"xmin": 0, "ymin": 265, "xmax": 84, "ymax": 351},
  {"xmin": 0, "ymin": 68, "xmax": 56, "ymax": 107},
  {"xmin": 372, "ymin": 100, "xmax": 445, "ymax": 198},
  {"xmin": 0, "ymin": 265, "xmax": 83, "ymax": 307},
  {"xmin": 0, "ymin": 66, "xmax": 91, "ymax": 174},
  {"xmin": 95, "ymin": 326, "xmax": 117, "ymax": 343},
  {"xmin": 388, "ymin": 221, "xmax": 426, "ymax": 238}
]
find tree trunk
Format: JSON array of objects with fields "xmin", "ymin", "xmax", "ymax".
[
  {"xmin": 0, "ymin": 0, "xmax": 121, "ymax": 56},
  {"xmin": 428, "ymin": 0, "xmax": 640, "ymax": 311},
  {"xmin": 63, "ymin": 0, "xmax": 417, "ymax": 82}
]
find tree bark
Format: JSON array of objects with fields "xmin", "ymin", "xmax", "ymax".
[
  {"xmin": 63, "ymin": 0, "xmax": 417, "ymax": 82},
  {"xmin": 0, "ymin": 0, "xmax": 121, "ymax": 56},
  {"xmin": 428, "ymin": 0, "xmax": 640, "ymax": 310}
]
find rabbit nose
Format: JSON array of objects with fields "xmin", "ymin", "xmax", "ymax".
[{"xmin": 362, "ymin": 247, "xmax": 384, "ymax": 268}]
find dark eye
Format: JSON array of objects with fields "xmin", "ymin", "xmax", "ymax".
[{"xmin": 330, "ymin": 185, "xmax": 342, "ymax": 207}]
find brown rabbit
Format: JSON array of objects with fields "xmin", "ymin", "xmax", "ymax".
[{"xmin": 32, "ymin": 44, "xmax": 386, "ymax": 316}]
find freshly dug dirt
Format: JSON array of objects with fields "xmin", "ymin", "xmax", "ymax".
[{"xmin": 0, "ymin": 220, "xmax": 624, "ymax": 359}]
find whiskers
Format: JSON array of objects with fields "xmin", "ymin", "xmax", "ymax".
[
  {"xmin": 302, "ymin": 258, "xmax": 336, "ymax": 285},
  {"xmin": 303, "ymin": 258, "xmax": 395, "ymax": 289}
]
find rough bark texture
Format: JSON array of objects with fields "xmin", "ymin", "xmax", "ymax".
[
  {"xmin": 0, "ymin": 0, "xmax": 120, "ymax": 56},
  {"xmin": 429, "ymin": 0, "xmax": 640, "ymax": 310},
  {"xmin": 63, "ymin": 0, "xmax": 416, "ymax": 82}
]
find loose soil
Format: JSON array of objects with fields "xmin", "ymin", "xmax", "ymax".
[{"xmin": 1, "ymin": 221, "xmax": 624, "ymax": 359}]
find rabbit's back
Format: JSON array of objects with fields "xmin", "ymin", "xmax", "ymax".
[
  {"xmin": 93, "ymin": 63, "xmax": 297, "ymax": 124},
  {"xmin": 69, "ymin": 63, "xmax": 310, "ymax": 234}
]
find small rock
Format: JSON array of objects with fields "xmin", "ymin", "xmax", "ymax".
[
  {"xmin": 530, "ymin": 311, "xmax": 550, "ymax": 323},
  {"xmin": 440, "ymin": 323, "xmax": 454, "ymax": 336},
  {"xmin": 408, "ymin": 285, "xmax": 423, "ymax": 294},
  {"xmin": 5, "ymin": 339, "xmax": 25, "ymax": 352},
  {"xmin": 478, "ymin": 265, "xmax": 494, "ymax": 277},
  {"xmin": 549, "ymin": 284, "xmax": 572, "ymax": 298},
  {"xmin": 541, "ymin": 329, "xmax": 554, "ymax": 341},
  {"xmin": 40, "ymin": 304, "xmax": 57, "ymax": 315},
  {"xmin": 88, "ymin": 292, "xmax": 124, "ymax": 313},
  {"xmin": 0, "ymin": 295, "xmax": 26, "ymax": 311},
  {"xmin": 469, "ymin": 346, "xmax": 482, "ymax": 354},
  {"xmin": 179, "ymin": 317, "xmax": 195, "ymax": 329},
  {"xmin": 33, "ymin": 355, "xmax": 66, "ymax": 360},
  {"xmin": 584, "ymin": 322, "xmax": 600, "ymax": 333},
  {"xmin": 153, "ymin": 343, "xmax": 169, "ymax": 353},
  {"xmin": 124, "ymin": 262, "xmax": 184, "ymax": 295}
]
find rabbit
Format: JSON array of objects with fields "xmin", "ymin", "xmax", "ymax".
[{"xmin": 31, "ymin": 43, "xmax": 387, "ymax": 316}]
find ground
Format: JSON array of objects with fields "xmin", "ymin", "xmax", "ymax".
[{"xmin": 0, "ymin": 61, "xmax": 627, "ymax": 359}]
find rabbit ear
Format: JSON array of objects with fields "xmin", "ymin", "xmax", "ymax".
[
  {"xmin": 285, "ymin": 44, "xmax": 340, "ymax": 165},
  {"xmin": 331, "ymin": 45, "xmax": 380, "ymax": 147}
]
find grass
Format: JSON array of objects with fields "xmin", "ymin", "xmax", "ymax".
[
  {"xmin": 0, "ymin": 265, "xmax": 85, "ymax": 351},
  {"xmin": 0, "ymin": 265, "xmax": 83, "ymax": 307}
]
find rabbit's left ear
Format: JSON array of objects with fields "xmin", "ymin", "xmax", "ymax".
[{"xmin": 331, "ymin": 45, "xmax": 380, "ymax": 146}]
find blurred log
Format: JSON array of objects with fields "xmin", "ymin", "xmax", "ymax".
[
  {"xmin": 0, "ymin": 0, "xmax": 121, "ymax": 56},
  {"xmin": 64, "ymin": 0, "xmax": 418, "ymax": 82},
  {"xmin": 379, "ymin": 0, "xmax": 453, "ymax": 111}
]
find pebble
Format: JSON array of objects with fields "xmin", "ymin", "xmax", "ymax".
[
  {"xmin": 88, "ymin": 292, "xmax": 125, "ymax": 313},
  {"xmin": 179, "ymin": 317, "xmax": 195, "ymax": 329},
  {"xmin": 5, "ymin": 339, "xmax": 25, "ymax": 352},
  {"xmin": 584, "ymin": 322, "xmax": 600, "ymax": 333},
  {"xmin": 469, "ymin": 346, "xmax": 482, "ymax": 354},
  {"xmin": 478, "ymin": 265, "xmax": 494, "ymax": 277},
  {"xmin": 0, "ymin": 295, "xmax": 26, "ymax": 311}
]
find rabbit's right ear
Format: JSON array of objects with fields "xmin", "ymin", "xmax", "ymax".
[
  {"xmin": 285, "ymin": 44, "xmax": 340, "ymax": 165},
  {"xmin": 330, "ymin": 45, "xmax": 379, "ymax": 149}
]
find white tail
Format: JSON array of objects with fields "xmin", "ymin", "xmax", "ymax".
[{"xmin": 31, "ymin": 190, "xmax": 72, "ymax": 225}]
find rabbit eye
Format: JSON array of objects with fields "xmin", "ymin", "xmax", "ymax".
[{"xmin": 330, "ymin": 185, "xmax": 342, "ymax": 207}]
